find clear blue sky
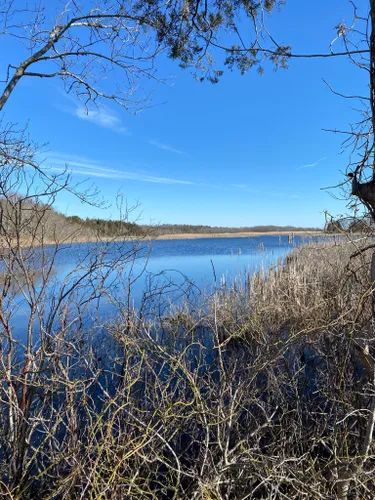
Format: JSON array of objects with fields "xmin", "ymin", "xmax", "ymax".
[{"xmin": 1, "ymin": 0, "xmax": 367, "ymax": 227}]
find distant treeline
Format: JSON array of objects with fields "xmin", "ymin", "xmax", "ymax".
[
  {"xmin": 66, "ymin": 220, "xmax": 321, "ymax": 238},
  {"xmin": 65, "ymin": 215, "xmax": 144, "ymax": 237},
  {"xmin": 55, "ymin": 217, "xmax": 323, "ymax": 238},
  {"xmin": 0, "ymin": 195, "xmax": 321, "ymax": 241},
  {"xmin": 141, "ymin": 224, "xmax": 321, "ymax": 236},
  {"xmin": 0, "ymin": 196, "xmax": 145, "ymax": 241}
]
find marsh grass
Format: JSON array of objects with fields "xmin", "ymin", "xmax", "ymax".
[{"xmin": 213, "ymin": 237, "xmax": 373, "ymax": 339}]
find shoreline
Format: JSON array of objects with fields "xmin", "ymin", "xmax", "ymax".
[
  {"xmin": 2, "ymin": 230, "xmax": 326, "ymax": 248},
  {"xmin": 152, "ymin": 230, "xmax": 324, "ymax": 241}
]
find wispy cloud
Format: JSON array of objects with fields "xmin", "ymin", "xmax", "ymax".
[
  {"xmin": 55, "ymin": 91, "xmax": 129, "ymax": 134},
  {"xmin": 297, "ymin": 157, "xmax": 327, "ymax": 170},
  {"xmin": 75, "ymin": 105, "xmax": 129, "ymax": 134},
  {"xmin": 44, "ymin": 154, "xmax": 194, "ymax": 185},
  {"xmin": 148, "ymin": 139, "xmax": 186, "ymax": 155},
  {"xmin": 231, "ymin": 183, "xmax": 248, "ymax": 189}
]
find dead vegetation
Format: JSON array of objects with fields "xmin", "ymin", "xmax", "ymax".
[
  {"xmin": 1, "ymin": 224, "xmax": 375, "ymax": 498},
  {"xmin": 215, "ymin": 238, "xmax": 373, "ymax": 337}
]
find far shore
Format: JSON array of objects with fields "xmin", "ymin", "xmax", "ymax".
[
  {"xmin": 153, "ymin": 230, "xmax": 324, "ymax": 241},
  {"xmin": 3, "ymin": 230, "xmax": 330, "ymax": 248}
]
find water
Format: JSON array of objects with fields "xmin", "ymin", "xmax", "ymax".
[
  {"xmin": 133, "ymin": 235, "xmax": 298, "ymax": 290},
  {"xmin": 10, "ymin": 234, "xmax": 316, "ymax": 338},
  {"xmin": 47, "ymin": 234, "xmax": 309, "ymax": 301}
]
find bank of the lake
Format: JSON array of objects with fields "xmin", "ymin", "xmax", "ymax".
[{"xmin": 153, "ymin": 230, "xmax": 324, "ymax": 240}]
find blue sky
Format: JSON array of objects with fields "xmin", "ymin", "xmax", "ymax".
[{"xmin": 0, "ymin": 0, "xmax": 368, "ymax": 227}]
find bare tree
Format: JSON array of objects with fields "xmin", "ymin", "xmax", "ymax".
[
  {"xmin": 2, "ymin": 0, "xmax": 367, "ymax": 116},
  {"xmin": 0, "ymin": 124, "xmax": 154, "ymax": 496},
  {"xmin": 0, "ymin": 0, "xmax": 293, "ymax": 115}
]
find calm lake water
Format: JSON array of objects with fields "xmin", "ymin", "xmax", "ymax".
[
  {"xmin": 129, "ymin": 234, "xmax": 304, "ymax": 289},
  {"xmin": 55, "ymin": 234, "xmax": 311, "ymax": 293},
  {"xmin": 12, "ymin": 234, "xmax": 318, "ymax": 337}
]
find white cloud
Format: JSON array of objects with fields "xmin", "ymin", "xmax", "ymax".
[
  {"xmin": 45, "ymin": 154, "xmax": 194, "ymax": 185},
  {"xmin": 55, "ymin": 91, "xmax": 129, "ymax": 134},
  {"xmin": 75, "ymin": 105, "xmax": 129, "ymax": 134},
  {"xmin": 148, "ymin": 139, "xmax": 185, "ymax": 155},
  {"xmin": 297, "ymin": 157, "xmax": 327, "ymax": 170}
]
